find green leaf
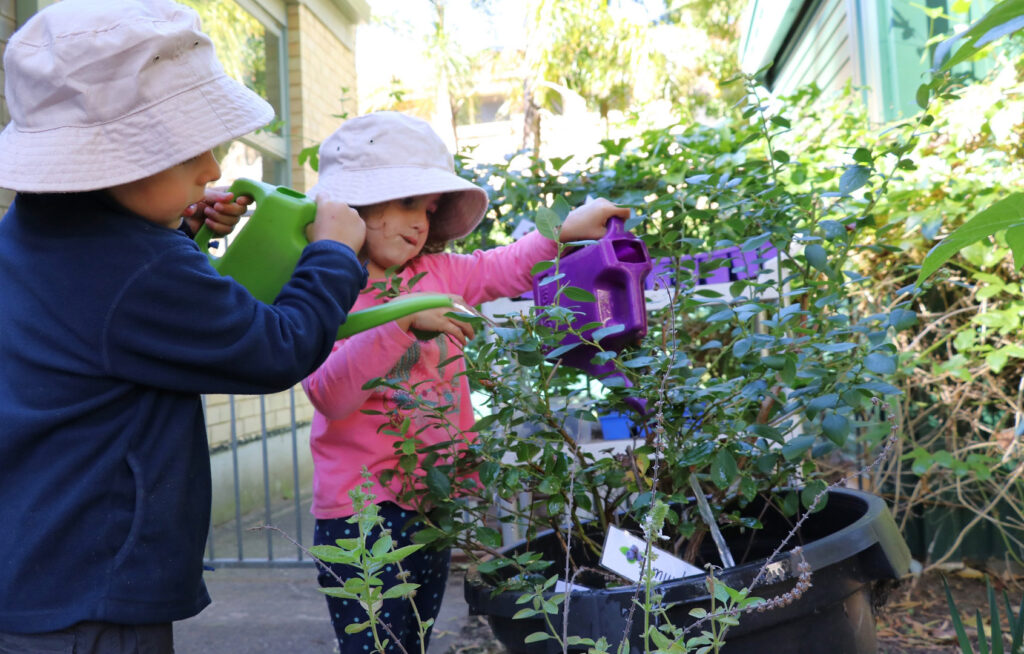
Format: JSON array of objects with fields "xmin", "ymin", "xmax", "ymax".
[
  {"xmin": 889, "ymin": 308, "xmax": 918, "ymax": 331},
  {"xmin": 804, "ymin": 244, "xmax": 829, "ymax": 274},
  {"xmin": 591, "ymin": 324, "xmax": 626, "ymax": 343},
  {"xmin": 562, "ymin": 286, "xmax": 597, "ymax": 302},
  {"xmin": 781, "ymin": 356, "xmax": 797, "ymax": 385},
  {"xmin": 319, "ymin": 586, "xmax": 359, "ymax": 599},
  {"xmin": 425, "ymin": 466, "xmax": 451, "ymax": 497},
  {"xmin": 549, "ymin": 155, "xmax": 574, "ymax": 171},
  {"xmin": 781, "ymin": 435, "xmax": 815, "ymax": 461},
  {"xmin": 524, "ymin": 631, "xmax": 552, "ymax": 643},
  {"xmin": 546, "ymin": 342, "xmax": 582, "ymax": 360},
  {"xmin": 1007, "ymin": 224, "xmax": 1024, "ymax": 271},
  {"xmin": 711, "ymin": 449, "xmax": 739, "ymax": 489},
  {"xmin": 988, "ymin": 578, "xmax": 1004, "ymax": 654},
  {"xmin": 942, "ymin": 574, "xmax": 976, "ymax": 654},
  {"xmin": 839, "ymin": 165, "xmax": 870, "ymax": 196},
  {"xmin": 864, "ymin": 352, "xmax": 897, "ymax": 375},
  {"xmin": 933, "ymin": 0, "xmax": 1024, "ymax": 72},
  {"xmin": 477, "ymin": 558, "xmax": 512, "ymax": 574},
  {"xmin": 530, "ymin": 259, "xmax": 555, "ymax": 275},
  {"xmin": 308, "ymin": 545, "xmax": 358, "ymax": 564},
  {"xmin": 821, "ymin": 413, "xmax": 851, "ymax": 446},
  {"xmin": 538, "ymin": 475, "xmax": 562, "ymax": 494},
  {"xmin": 915, "ymin": 83, "xmax": 931, "ymax": 109},
  {"xmin": 382, "ymin": 583, "xmax": 419, "ymax": 599},
  {"xmin": 535, "ymin": 207, "xmax": 561, "ymax": 241},
  {"xmin": 917, "ymin": 193, "xmax": 1024, "ymax": 284},
  {"xmin": 470, "ymin": 413, "xmax": 500, "ymax": 432},
  {"xmin": 411, "ymin": 527, "xmax": 442, "ymax": 545},
  {"xmin": 978, "ymin": 610, "xmax": 990, "ymax": 654},
  {"xmin": 344, "ymin": 621, "xmax": 371, "ymax": 634},
  {"xmin": 474, "ymin": 526, "xmax": 503, "ymax": 549},
  {"xmin": 379, "ymin": 544, "xmax": 424, "ymax": 564}
]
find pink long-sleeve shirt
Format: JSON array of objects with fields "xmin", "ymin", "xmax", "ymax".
[{"xmin": 302, "ymin": 229, "xmax": 557, "ymax": 518}]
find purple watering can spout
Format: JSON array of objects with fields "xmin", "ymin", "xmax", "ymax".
[{"xmin": 533, "ymin": 213, "xmax": 652, "ymax": 410}]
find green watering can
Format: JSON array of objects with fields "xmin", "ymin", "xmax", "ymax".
[{"xmin": 194, "ymin": 178, "xmax": 453, "ymax": 339}]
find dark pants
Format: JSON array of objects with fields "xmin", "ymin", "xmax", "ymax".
[
  {"xmin": 0, "ymin": 622, "xmax": 173, "ymax": 654},
  {"xmin": 314, "ymin": 503, "xmax": 450, "ymax": 654}
]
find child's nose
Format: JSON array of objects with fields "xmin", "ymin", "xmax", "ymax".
[{"xmin": 198, "ymin": 151, "xmax": 221, "ymax": 184}]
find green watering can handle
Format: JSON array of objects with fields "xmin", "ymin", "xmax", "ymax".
[
  {"xmin": 192, "ymin": 178, "xmax": 274, "ymax": 252},
  {"xmin": 336, "ymin": 294, "xmax": 454, "ymax": 339},
  {"xmin": 190, "ymin": 178, "xmax": 456, "ymax": 339}
]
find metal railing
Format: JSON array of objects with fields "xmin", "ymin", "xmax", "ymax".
[{"xmin": 204, "ymin": 389, "xmax": 315, "ymax": 568}]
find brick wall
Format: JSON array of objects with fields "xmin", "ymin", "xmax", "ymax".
[
  {"xmin": 205, "ymin": 389, "xmax": 311, "ymax": 451},
  {"xmin": 286, "ymin": 1, "xmax": 359, "ymax": 192}
]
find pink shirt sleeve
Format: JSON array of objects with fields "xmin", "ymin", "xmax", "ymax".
[
  {"xmin": 301, "ymin": 320, "xmax": 416, "ymax": 420},
  {"xmin": 427, "ymin": 229, "xmax": 558, "ymax": 305}
]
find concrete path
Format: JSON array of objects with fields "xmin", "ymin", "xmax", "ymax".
[{"xmin": 173, "ymin": 565, "xmax": 472, "ymax": 653}]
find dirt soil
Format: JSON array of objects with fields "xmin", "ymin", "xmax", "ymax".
[
  {"xmin": 440, "ymin": 566, "xmax": 1023, "ymax": 654},
  {"xmin": 875, "ymin": 565, "xmax": 1023, "ymax": 654}
]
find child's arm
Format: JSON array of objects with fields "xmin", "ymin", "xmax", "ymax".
[
  {"xmin": 558, "ymin": 197, "xmax": 628, "ymax": 243},
  {"xmin": 429, "ymin": 197, "xmax": 629, "ymax": 307},
  {"xmin": 392, "ymin": 292, "xmax": 475, "ymax": 345},
  {"xmin": 302, "ymin": 320, "xmax": 420, "ymax": 420}
]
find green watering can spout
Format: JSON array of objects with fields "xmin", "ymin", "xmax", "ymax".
[{"xmin": 195, "ymin": 178, "xmax": 453, "ymax": 340}]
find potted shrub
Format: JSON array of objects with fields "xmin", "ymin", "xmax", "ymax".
[{"xmin": 361, "ymin": 75, "xmax": 917, "ymax": 654}]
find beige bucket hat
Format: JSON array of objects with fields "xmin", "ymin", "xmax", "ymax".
[
  {"xmin": 309, "ymin": 111, "xmax": 489, "ymax": 242},
  {"xmin": 0, "ymin": 0, "xmax": 274, "ymax": 193}
]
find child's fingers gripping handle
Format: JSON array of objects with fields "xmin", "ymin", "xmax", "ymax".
[
  {"xmin": 193, "ymin": 178, "xmax": 270, "ymax": 251},
  {"xmin": 335, "ymin": 294, "xmax": 454, "ymax": 340}
]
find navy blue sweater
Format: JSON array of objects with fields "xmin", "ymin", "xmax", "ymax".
[{"xmin": 0, "ymin": 191, "xmax": 367, "ymax": 632}]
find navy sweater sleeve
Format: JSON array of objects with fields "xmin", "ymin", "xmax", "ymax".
[{"xmin": 103, "ymin": 237, "xmax": 365, "ymax": 394}]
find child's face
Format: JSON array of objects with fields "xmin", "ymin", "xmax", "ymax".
[
  {"xmin": 362, "ymin": 193, "xmax": 441, "ymax": 276},
  {"xmin": 107, "ymin": 150, "xmax": 221, "ymax": 229}
]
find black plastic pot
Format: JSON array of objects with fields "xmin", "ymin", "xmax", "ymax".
[{"xmin": 465, "ymin": 488, "xmax": 910, "ymax": 654}]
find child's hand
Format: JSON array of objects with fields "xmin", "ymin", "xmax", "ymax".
[
  {"xmin": 396, "ymin": 293, "xmax": 476, "ymax": 345},
  {"xmin": 559, "ymin": 197, "xmax": 629, "ymax": 243},
  {"xmin": 308, "ymin": 196, "xmax": 366, "ymax": 253},
  {"xmin": 184, "ymin": 187, "xmax": 250, "ymax": 236}
]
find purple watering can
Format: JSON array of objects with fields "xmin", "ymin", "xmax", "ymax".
[{"xmin": 532, "ymin": 215, "xmax": 652, "ymax": 413}]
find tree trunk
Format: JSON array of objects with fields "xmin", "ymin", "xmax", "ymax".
[{"xmin": 522, "ymin": 77, "xmax": 542, "ymax": 158}]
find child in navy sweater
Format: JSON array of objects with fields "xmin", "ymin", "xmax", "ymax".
[{"xmin": 0, "ymin": 2, "xmax": 366, "ymax": 653}]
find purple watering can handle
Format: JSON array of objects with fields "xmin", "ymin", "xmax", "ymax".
[{"xmin": 605, "ymin": 215, "xmax": 627, "ymax": 237}]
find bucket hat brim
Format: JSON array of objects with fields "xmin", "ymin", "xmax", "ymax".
[
  {"xmin": 309, "ymin": 164, "xmax": 489, "ymax": 242},
  {"xmin": 0, "ymin": 74, "xmax": 272, "ymax": 193}
]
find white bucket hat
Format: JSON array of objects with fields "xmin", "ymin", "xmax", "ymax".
[
  {"xmin": 309, "ymin": 111, "xmax": 489, "ymax": 242},
  {"xmin": 0, "ymin": 0, "xmax": 274, "ymax": 193}
]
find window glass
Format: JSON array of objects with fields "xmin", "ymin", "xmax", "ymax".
[{"xmin": 178, "ymin": 0, "xmax": 287, "ymax": 189}]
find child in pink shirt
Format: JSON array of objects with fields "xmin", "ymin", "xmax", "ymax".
[{"xmin": 301, "ymin": 111, "xmax": 626, "ymax": 653}]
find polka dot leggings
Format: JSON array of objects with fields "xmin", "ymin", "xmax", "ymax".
[{"xmin": 314, "ymin": 503, "xmax": 451, "ymax": 654}]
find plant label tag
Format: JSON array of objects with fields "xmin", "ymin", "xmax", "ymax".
[
  {"xmin": 600, "ymin": 526, "xmax": 703, "ymax": 583},
  {"xmin": 553, "ymin": 579, "xmax": 591, "ymax": 593}
]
